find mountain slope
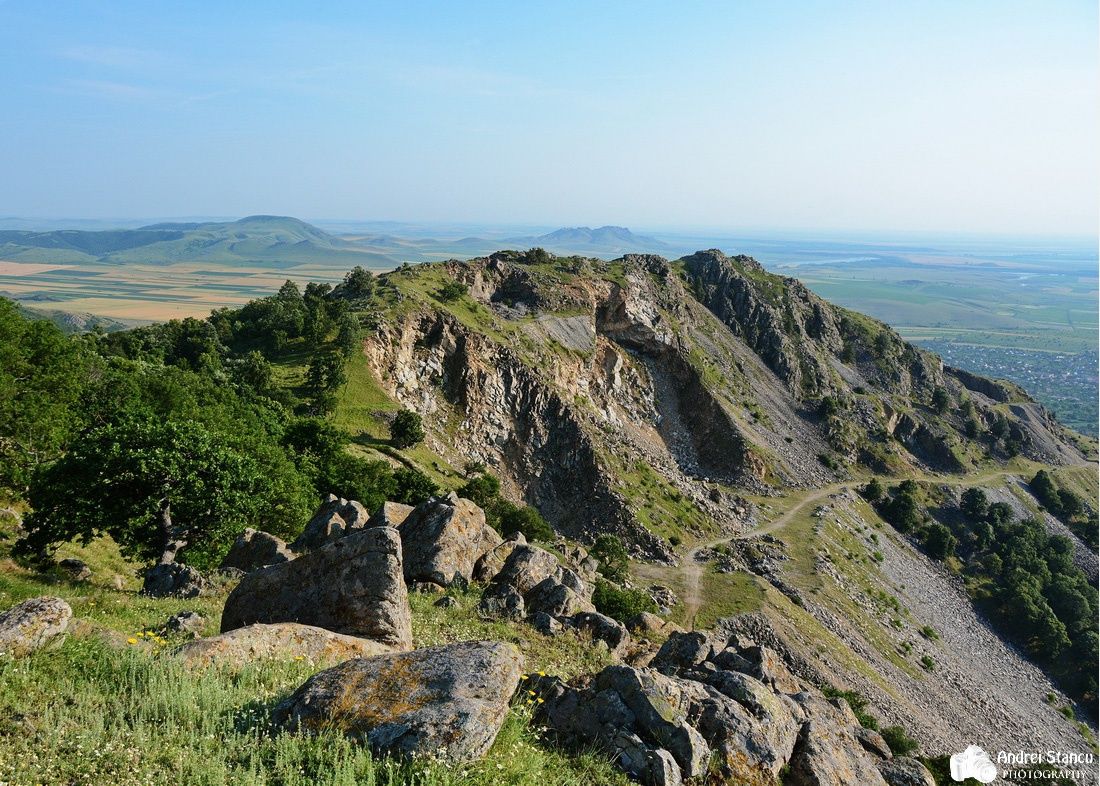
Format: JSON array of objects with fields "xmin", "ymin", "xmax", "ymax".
[
  {"xmin": 504, "ymin": 226, "xmax": 668, "ymax": 256},
  {"xmin": 0, "ymin": 215, "xmax": 396, "ymax": 267}
]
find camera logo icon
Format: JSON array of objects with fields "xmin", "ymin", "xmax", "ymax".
[{"xmin": 950, "ymin": 744, "xmax": 998, "ymax": 783}]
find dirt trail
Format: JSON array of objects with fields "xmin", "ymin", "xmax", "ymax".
[{"xmin": 679, "ymin": 469, "xmax": 1037, "ymax": 629}]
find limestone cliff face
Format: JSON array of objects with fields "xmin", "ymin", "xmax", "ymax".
[{"xmin": 359, "ymin": 250, "xmax": 1086, "ymax": 552}]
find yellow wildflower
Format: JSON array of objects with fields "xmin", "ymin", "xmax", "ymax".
[{"xmin": 126, "ymin": 638, "xmax": 137, "ymax": 645}]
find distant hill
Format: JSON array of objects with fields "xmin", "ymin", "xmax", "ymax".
[
  {"xmin": 0, "ymin": 215, "xmax": 398, "ymax": 268},
  {"xmin": 12, "ymin": 302, "xmax": 132, "ymax": 333},
  {"xmin": 505, "ymin": 225, "xmax": 668, "ymax": 256}
]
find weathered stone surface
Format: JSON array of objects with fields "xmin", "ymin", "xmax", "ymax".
[
  {"xmin": 273, "ymin": 640, "xmax": 523, "ymax": 764},
  {"xmin": 877, "ymin": 757, "xmax": 937, "ymax": 786},
  {"xmin": 161, "ymin": 610, "xmax": 205, "ymax": 637},
  {"xmin": 367, "ymin": 501, "xmax": 415, "ymax": 529},
  {"xmin": 593, "ymin": 666, "xmax": 712, "ymax": 779},
  {"xmin": 567, "ymin": 611, "xmax": 630, "ymax": 657},
  {"xmin": 787, "ymin": 719, "xmax": 889, "ymax": 786},
  {"xmin": 856, "ymin": 726, "xmax": 893, "ymax": 759},
  {"xmin": 0, "ymin": 596, "xmax": 72, "ymax": 657},
  {"xmin": 651, "ymin": 631, "xmax": 717, "ymax": 673},
  {"xmin": 492, "ymin": 544, "xmax": 562, "ymax": 595},
  {"xmin": 58, "ymin": 558, "xmax": 91, "ymax": 581},
  {"xmin": 478, "ymin": 582, "xmax": 525, "ymax": 620},
  {"xmin": 740, "ymin": 644, "xmax": 802, "ymax": 694},
  {"xmin": 220, "ymin": 528, "xmax": 294, "ymax": 572},
  {"xmin": 530, "ymin": 611, "xmax": 562, "ymax": 635},
  {"xmin": 143, "ymin": 563, "xmax": 206, "ymax": 598},
  {"xmin": 292, "ymin": 497, "xmax": 374, "ymax": 552},
  {"xmin": 399, "ymin": 496, "xmax": 502, "ymax": 587},
  {"xmin": 472, "ymin": 532, "xmax": 525, "ymax": 583},
  {"xmin": 626, "ymin": 611, "xmax": 668, "ymax": 636},
  {"xmin": 221, "ymin": 527, "xmax": 412, "ymax": 650},
  {"xmin": 524, "ymin": 577, "xmax": 593, "ymax": 618},
  {"xmin": 433, "ymin": 595, "xmax": 458, "ymax": 609},
  {"xmin": 177, "ymin": 622, "xmax": 396, "ymax": 667}
]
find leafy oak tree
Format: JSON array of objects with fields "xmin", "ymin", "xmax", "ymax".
[{"xmin": 18, "ymin": 418, "xmax": 263, "ymax": 568}]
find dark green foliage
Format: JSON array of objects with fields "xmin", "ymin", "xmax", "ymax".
[
  {"xmin": 931, "ymin": 386, "xmax": 951, "ymax": 414},
  {"xmin": 1030, "ymin": 470, "xmax": 1095, "ymax": 548},
  {"xmin": 522, "ymin": 247, "xmax": 553, "ymax": 266},
  {"xmin": 920, "ymin": 523, "xmax": 956, "ymax": 560},
  {"xmin": 19, "ymin": 418, "xmax": 263, "ymax": 569},
  {"xmin": 392, "ymin": 467, "xmax": 439, "ymax": 506},
  {"xmin": 592, "ymin": 579, "xmax": 656, "ymax": 623},
  {"xmin": 960, "ymin": 487, "xmax": 989, "ymax": 522},
  {"xmin": 458, "ymin": 472, "xmax": 552, "ymax": 541},
  {"xmin": 861, "ymin": 477, "xmax": 885, "ymax": 503},
  {"xmin": 435, "ymin": 279, "xmax": 468, "ymax": 302},
  {"xmin": 0, "ymin": 299, "xmax": 91, "ymax": 493},
  {"xmin": 390, "ymin": 409, "xmax": 425, "ymax": 449},
  {"xmin": 881, "ymin": 481, "xmax": 924, "ymax": 533},
  {"xmin": 591, "ymin": 535, "xmax": 629, "ymax": 584},
  {"xmin": 342, "ymin": 266, "xmax": 375, "ymax": 300}
]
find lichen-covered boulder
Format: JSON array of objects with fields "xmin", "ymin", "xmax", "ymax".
[
  {"xmin": 472, "ymin": 532, "xmax": 525, "ymax": 583},
  {"xmin": 273, "ymin": 640, "xmax": 523, "ymax": 764},
  {"xmin": 220, "ymin": 528, "xmax": 294, "ymax": 573},
  {"xmin": 567, "ymin": 611, "xmax": 630, "ymax": 657},
  {"xmin": 491, "ymin": 544, "xmax": 562, "ymax": 595},
  {"xmin": 399, "ymin": 495, "xmax": 502, "ymax": 587},
  {"xmin": 787, "ymin": 718, "xmax": 889, "ymax": 786},
  {"xmin": 292, "ymin": 496, "xmax": 373, "ymax": 552},
  {"xmin": 877, "ymin": 757, "xmax": 937, "ymax": 786},
  {"xmin": 143, "ymin": 562, "xmax": 206, "ymax": 598},
  {"xmin": 524, "ymin": 576, "xmax": 594, "ymax": 618},
  {"xmin": 176, "ymin": 622, "xmax": 396, "ymax": 667},
  {"xmin": 221, "ymin": 527, "xmax": 412, "ymax": 650},
  {"xmin": 367, "ymin": 501, "xmax": 415, "ymax": 529},
  {"xmin": 478, "ymin": 582, "xmax": 525, "ymax": 620},
  {"xmin": 0, "ymin": 596, "xmax": 71, "ymax": 657}
]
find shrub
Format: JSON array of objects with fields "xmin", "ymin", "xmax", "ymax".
[
  {"xmin": 920, "ymin": 523, "xmax": 957, "ymax": 561},
  {"xmin": 392, "ymin": 467, "xmax": 438, "ymax": 505},
  {"xmin": 920, "ymin": 655, "xmax": 935, "ymax": 671},
  {"xmin": 592, "ymin": 579, "xmax": 656, "ymax": 622},
  {"xmin": 435, "ymin": 280, "xmax": 468, "ymax": 302},
  {"xmin": 590, "ymin": 535, "xmax": 629, "ymax": 583},
  {"xmin": 881, "ymin": 725, "xmax": 919, "ymax": 756},
  {"xmin": 861, "ymin": 477, "xmax": 885, "ymax": 503},
  {"xmin": 390, "ymin": 409, "xmax": 425, "ymax": 449}
]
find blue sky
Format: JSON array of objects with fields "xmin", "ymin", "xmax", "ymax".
[{"xmin": 0, "ymin": 1, "xmax": 1095, "ymax": 235}]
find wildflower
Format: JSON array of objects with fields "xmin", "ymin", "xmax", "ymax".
[
  {"xmin": 527, "ymin": 690, "xmax": 536, "ymax": 696},
  {"xmin": 537, "ymin": 670, "xmax": 546, "ymax": 676},
  {"xmin": 126, "ymin": 638, "xmax": 137, "ymax": 645},
  {"xmin": 520, "ymin": 674, "xmax": 528, "ymax": 680},
  {"xmin": 537, "ymin": 698, "xmax": 544, "ymax": 704}
]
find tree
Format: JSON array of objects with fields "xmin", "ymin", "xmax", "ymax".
[
  {"xmin": 591, "ymin": 534, "xmax": 630, "ymax": 583},
  {"xmin": 342, "ymin": 266, "xmax": 375, "ymax": 300},
  {"xmin": 459, "ymin": 472, "xmax": 501, "ymax": 507},
  {"xmin": 960, "ymin": 488, "xmax": 989, "ymax": 522},
  {"xmin": 435, "ymin": 280, "xmax": 468, "ymax": 302},
  {"xmin": 18, "ymin": 418, "xmax": 261, "ymax": 567},
  {"xmin": 931, "ymin": 386, "xmax": 951, "ymax": 414},
  {"xmin": 861, "ymin": 478, "xmax": 885, "ymax": 503},
  {"xmin": 390, "ymin": 409, "xmax": 425, "ymax": 449},
  {"xmin": 393, "ymin": 467, "xmax": 439, "ymax": 505},
  {"xmin": 495, "ymin": 500, "xmax": 553, "ymax": 541},
  {"xmin": 921, "ymin": 523, "xmax": 956, "ymax": 561}
]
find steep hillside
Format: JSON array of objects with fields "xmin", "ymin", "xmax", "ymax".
[{"xmin": 351, "ymin": 250, "xmax": 1087, "ymax": 559}]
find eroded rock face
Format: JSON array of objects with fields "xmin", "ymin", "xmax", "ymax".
[
  {"xmin": 399, "ymin": 495, "xmax": 502, "ymax": 588},
  {"xmin": 292, "ymin": 496, "xmax": 373, "ymax": 552},
  {"xmin": 176, "ymin": 622, "xmax": 397, "ymax": 667},
  {"xmin": 473, "ymin": 532, "xmax": 525, "ymax": 583},
  {"xmin": 491, "ymin": 544, "xmax": 562, "ymax": 595},
  {"xmin": 273, "ymin": 640, "xmax": 523, "ymax": 764},
  {"xmin": 532, "ymin": 631, "xmax": 934, "ymax": 786},
  {"xmin": 143, "ymin": 563, "xmax": 206, "ymax": 598},
  {"xmin": 368, "ymin": 501, "xmax": 415, "ymax": 529},
  {"xmin": 0, "ymin": 596, "xmax": 72, "ymax": 657},
  {"xmin": 221, "ymin": 527, "xmax": 412, "ymax": 650},
  {"xmin": 220, "ymin": 528, "xmax": 294, "ymax": 573}
]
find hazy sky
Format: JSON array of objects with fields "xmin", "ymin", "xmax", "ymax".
[{"xmin": 0, "ymin": 1, "xmax": 1096, "ymax": 236}]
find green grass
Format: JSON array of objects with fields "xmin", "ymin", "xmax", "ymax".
[{"xmin": 0, "ymin": 520, "xmax": 629, "ymax": 786}]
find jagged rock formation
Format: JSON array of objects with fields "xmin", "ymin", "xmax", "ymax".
[
  {"xmin": 273, "ymin": 640, "xmax": 524, "ymax": 764},
  {"xmin": 362, "ymin": 250, "xmax": 1086, "ymax": 557},
  {"xmin": 533, "ymin": 630, "xmax": 935, "ymax": 786},
  {"xmin": 398, "ymin": 493, "xmax": 502, "ymax": 588},
  {"xmin": 220, "ymin": 528, "xmax": 294, "ymax": 572},
  {"xmin": 290, "ymin": 494, "xmax": 372, "ymax": 552}
]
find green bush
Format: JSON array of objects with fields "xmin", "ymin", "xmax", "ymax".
[
  {"xmin": 881, "ymin": 725, "xmax": 918, "ymax": 756},
  {"xmin": 592, "ymin": 579, "xmax": 656, "ymax": 623},
  {"xmin": 390, "ymin": 409, "xmax": 425, "ymax": 449},
  {"xmin": 590, "ymin": 535, "xmax": 629, "ymax": 584}
]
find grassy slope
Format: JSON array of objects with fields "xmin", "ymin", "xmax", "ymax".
[{"xmin": 0, "ymin": 521, "xmax": 628, "ymax": 786}]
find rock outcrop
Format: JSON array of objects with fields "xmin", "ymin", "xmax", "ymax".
[
  {"xmin": 291, "ymin": 495, "xmax": 372, "ymax": 552},
  {"xmin": 0, "ymin": 596, "xmax": 72, "ymax": 657},
  {"xmin": 220, "ymin": 528, "xmax": 294, "ymax": 572},
  {"xmin": 274, "ymin": 640, "xmax": 523, "ymax": 764},
  {"xmin": 176, "ymin": 622, "xmax": 397, "ymax": 667},
  {"xmin": 532, "ymin": 630, "xmax": 934, "ymax": 786},
  {"xmin": 221, "ymin": 527, "xmax": 412, "ymax": 650},
  {"xmin": 398, "ymin": 494, "xmax": 502, "ymax": 588},
  {"xmin": 143, "ymin": 562, "xmax": 206, "ymax": 598}
]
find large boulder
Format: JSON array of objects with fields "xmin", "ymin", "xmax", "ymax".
[
  {"xmin": 221, "ymin": 527, "xmax": 412, "ymax": 650},
  {"xmin": 787, "ymin": 719, "xmax": 889, "ymax": 786},
  {"xmin": 0, "ymin": 596, "xmax": 72, "ymax": 657},
  {"xmin": 220, "ymin": 528, "xmax": 294, "ymax": 573},
  {"xmin": 478, "ymin": 582, "xmax": 525, "ymax": 620},
  {"xmin": 399, "ymin": 495, "xmax": 502, "ymax": 588},
  {"xmin": 567, "ymin": 612, "xmax": 630, "ymax": 657},
  {"xmin": 143, "ymin": 563, "xmax": 206, "ymax": 598},
  {"xmin": 273, "ymin": 640, "xmax": 523, "ymax": 764},
  {"xmin": 877, "ymin": 757, "xmax": 937, "ymax": 786},
  {"xmin": 524, "ymin": 576, "xmax": 594, "ymax": 618},
  {"xmin": 473, "ymin": 532, "xmax": 525, "ymax": 583},
  {"xmin": 176, "ymin": 622, "xmax": 396, "ymax": 667},
  {"xmin": 292, "ymin": 496, "xmax": 373, "ymax": 552},
  {"xmin": 491, "ymin": 544, "xmax": 563, "ymax": 595},
  {"xmin": 367, "ymin": 501, "xmax": 415, "ymax": 528}
]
